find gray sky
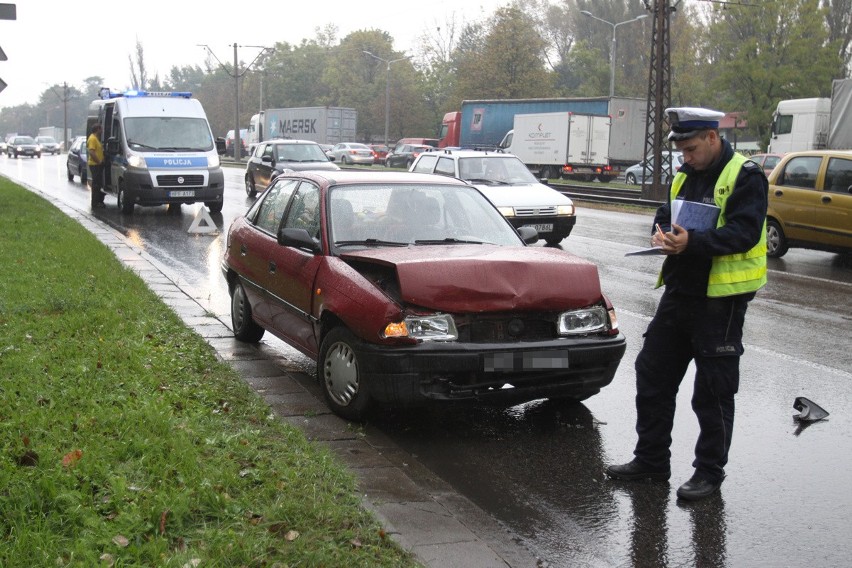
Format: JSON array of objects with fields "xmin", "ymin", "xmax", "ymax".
[{"xmin": 0, "ymin": 0, "xmax": 510, "ymax": 109}]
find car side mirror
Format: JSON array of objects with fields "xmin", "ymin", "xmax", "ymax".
[
  {"xmin": 106, "ymin": 138, "xmax": 120, "ymax": 155},
  {"xmin": 277, "ymin": 227, "xmax": 321, "ymax": 254},
  {"xmin": 517, "ymin": 226, "xmax": 538, "ymax": 244},
  {"xmin": 215, "ymin": 137, "xmax": 226, "ymax": 154},
  {"xmin": 261, "ymin": 155, "xmax": 273, "ymax": 164}
]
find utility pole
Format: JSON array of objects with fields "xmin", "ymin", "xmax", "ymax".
[
  {"xmin": 642, "ymin": 0, "xmax": 679, "ymax": 202},
  {"xmin": 198, "ymin": 43, "xmax": 273, "ymax": 162},
  {"xmin": 49, "ymin": 82, "xmax": 70, "ymax": 152}
]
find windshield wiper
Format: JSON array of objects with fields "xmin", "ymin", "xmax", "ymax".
[
  {"xmin": 465, "ymin": 178, "xmax": 511, "ymax": 185},
  {"xmin": 128, "ymin": 141, "xmax": 158, "ymax": 150},
  {"xmin": 414, "ymin": 238, "xmax": 488, "ymax": 245},
  {"xmin": 335, "ymin": 238, "xmax": 409, "ymax": 247}
]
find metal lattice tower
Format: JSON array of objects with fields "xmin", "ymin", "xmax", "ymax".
[{"xmin": 642, "ymin": 0, "xmax": 677, "ymax": 201}]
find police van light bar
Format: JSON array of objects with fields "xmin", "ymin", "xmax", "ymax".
[{"xmin": 98, "ymin": 87, "xmax": 193, "ymax": 100}]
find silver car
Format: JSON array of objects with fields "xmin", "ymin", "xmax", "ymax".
[
  {"xmin": 329, "ymin": 142, "xmax": 375, "ymax": 165},
  {"xmin": 624, "ymin": 151, "xmax": 685, "ymax": 185}
]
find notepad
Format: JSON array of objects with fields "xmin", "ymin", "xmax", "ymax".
[{"xmin": 671, "ymin": 200, "xmax": 720, "ymax": 231}]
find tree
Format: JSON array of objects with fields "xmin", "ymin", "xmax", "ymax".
[
  {"xmin": 452, "ymin": 7, "xmax": 554, "ymax": 103},
  {"xmin": 822, "ymin": 0, "xmax": 852, "ymax": 76},
  {"xmin": 703, "ymin": 0, "xmax": 842, "ymax": 146}
]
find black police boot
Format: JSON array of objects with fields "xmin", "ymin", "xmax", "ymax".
[
  {"xmin": 676, "ymin": 472, "xmax": 724, "ymax": 501},
  {"xmin": 605, "ymin": 459, "xmax": 670, "ymax": 481}
]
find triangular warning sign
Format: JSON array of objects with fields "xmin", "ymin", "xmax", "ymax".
[{"xmin": 188, "ymin": 206, "xmax": 218, "ymax": 235}]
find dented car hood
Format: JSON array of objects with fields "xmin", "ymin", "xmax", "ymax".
[{"xmin": 339, "ymin": 245, "xmax": 602, "ymax": 312}]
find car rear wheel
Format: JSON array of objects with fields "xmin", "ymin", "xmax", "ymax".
[
  {"xmin": 231, "ymin": 281, "xmax": 265, "ymax": 343},
  {"xmin": 319, "ymin": 327, "xmax": 371, "ymax": 421},
  {"xmin": 766, "ymin": 219, "xmax": 789, "ymax": 258},
  {"xmin": 245, "ymin": 175, "xmax": 256, "ymax": 197},
  {"xmin": 67, "ymin": 165, "xmax": 73, "ymax": 181}
]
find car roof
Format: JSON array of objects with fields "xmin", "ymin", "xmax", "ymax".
[
  {"xmin": 418, "ymin": 149, "xmax": 515, "ymax": 159},
  {"xmin": 274, "ymin": 169, "xmax": 472, "ymax": 187},
  {"xmin": 774, "ymin": 149, "xmax": 852, "ymax": 159},
  {"xmin": 263, "ymin": 139, "xmax": 323, "ymax": 145}
]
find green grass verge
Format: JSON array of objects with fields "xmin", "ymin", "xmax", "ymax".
[{"xmin": 0, "ymin": 180, "xmax": 418, "ymax": 567}]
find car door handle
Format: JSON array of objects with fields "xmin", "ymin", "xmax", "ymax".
[
  {"xmin": 821, "ymin": 195, "xmax": 832, "ymax": 204},
  {"xmin": 268, "ymin": 261, "xmax": 276, "ymax": 274},
  {"xmin": 774, "ymin": 189, "xmax": 784, "ymax": 197}
]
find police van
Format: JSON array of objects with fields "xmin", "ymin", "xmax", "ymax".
[{"xmin": 87, "ymin": 88, "xmax": 226, "ymax": 214}]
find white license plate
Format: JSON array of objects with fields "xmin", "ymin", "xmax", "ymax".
[
  {"xmin": 524, "ymin": 223, "xmax": 553, "ymax": 233},
  {"xmin": 170, "ymin": 190, "xmax": 194, "ymax": 198},
  {"xmin": 484, "ymin": 350, "xmax": 570, "ymax": 372}
]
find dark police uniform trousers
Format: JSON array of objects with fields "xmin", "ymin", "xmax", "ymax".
[{"xmin": 633, "ymin": 289, "xmax": 751, "ymax": 483}]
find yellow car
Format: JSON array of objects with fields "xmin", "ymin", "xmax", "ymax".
[{"xmin": 766, "ymin": 150, "xmax": 852, "ymax": 257}]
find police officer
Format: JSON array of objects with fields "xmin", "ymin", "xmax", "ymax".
[
  {"xmin": 87, "ymin": 124, "xmax": 106, "ymax": 208},
  {"xmin": 607, "ymin": 107, "xmax": 768, "ymax": 501}
]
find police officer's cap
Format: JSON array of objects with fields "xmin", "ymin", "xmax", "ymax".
[{"xmin": 665, "ymin": 107, "xmax": 725, "ymax": 141}]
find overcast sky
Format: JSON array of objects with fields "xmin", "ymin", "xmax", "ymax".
[{"xmin": 0, "ymin": 0, "xmax": 511, "ymax": 110}]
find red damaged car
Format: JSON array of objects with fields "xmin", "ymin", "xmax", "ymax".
[{"xmin": 222, "ymin": 170, "xmax": 625, "ymax": 420}]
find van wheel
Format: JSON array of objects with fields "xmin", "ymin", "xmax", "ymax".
[
  {"xmin": 766, "ymin": 219, "xmax": 788, "ymax": 258},
  {"xmin": 319, "ymin": 327, "xmax": 371, "ymax": 421},
  {"xmin": 117, "ymin": 184, "xmax": 134, "ymax": 215},
  {"xmin": 206, "ymin": 199, "xmax": 223, "ymax": 214},
  {"xmin": 245, "ymin": 175, "xmax": 256, "ymax": 197}
]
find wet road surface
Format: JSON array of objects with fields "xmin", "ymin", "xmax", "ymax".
[{"xmin": 5, "ymin": 155, "xmax": 851, "ymax": 566}]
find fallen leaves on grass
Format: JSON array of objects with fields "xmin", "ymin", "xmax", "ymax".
[{"xmin": 61, "ymin": 449, "xmax": 83, "ymax": 468}]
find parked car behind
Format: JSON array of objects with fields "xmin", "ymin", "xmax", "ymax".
[
  {"xmin": 36, "ymin": 136, "xmax": 61, "ymax": 155},
  {"xmin": 410, "ymin": 149, "xmax": 576, "ymax": 245},
  {"xmin": 385, "ymin": 144, "xmax": 432, "ymax": 168},
  {"xmin": 329, "ymin": 142, "xmax": 374, "ymax": 165},
  {"xmin": 749, "ymin": 152, "xmax": 785, "ymax": 178},
  {"xmin": 6, "ymin": 135, "xmax": 41, "ymax": 159},
  {"xmin": 244, "ymin": 139, "xmax": 339, "ymax": 197},
  {"xmin": 65, "ymin": 136, "xmax": 88, "ymax": 183},
  {"xmin": 224, "ymin": 129, "xmax": 248, "ymax": 157},
  {"xmin": 624, "ymin": 151, "xmax": 684, "ymax": 185},
  {"xmin": 766, "ymin": 149, "xmax": 852, "ymax": 257},
  {"xmin": 222, "ymin": 170, "xmax": 626, "ymax": 420},
  {"xmin": 369, "ymin": 144, "xmax": 389, "ymax": 165}
]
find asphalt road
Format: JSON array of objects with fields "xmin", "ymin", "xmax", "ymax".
[{"xmin": 4, "ymin": 154, "xmax": 852, "ymax": 567}]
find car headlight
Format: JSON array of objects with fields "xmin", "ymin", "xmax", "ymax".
[
  {"xmin": 558, "ymin": 306, "xmax": 608, "ymax": 335},
  {"xmin": 127, "ymin": 154, "xmax": 147, "ymax": 169},
  {"xmin": 383, "ymin": 314, "xmax": 458, "ymax": 341},
  {"xmin": 208, "ymin": 154, "xmax": 220, "ymax": 168},
  {"xmin": 557, "ymin": 204, "xmax": 575, "ymax": 216},
  {"xmin": 497, "ymin": 206, "xmax": 515, "ymax": 217}
]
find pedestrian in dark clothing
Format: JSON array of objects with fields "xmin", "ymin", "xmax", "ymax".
[
  {"xmin": 607, "ymin": 107, "xmax": 768, "ymax": 501},
  {"xmin": 87, "ymin": 124, "xmax": 105, "ymax": 208}
]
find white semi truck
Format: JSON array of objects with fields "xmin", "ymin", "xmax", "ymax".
[{"xmin": 768, "ymin": 78, "xmax": 852, "ymax": 153}]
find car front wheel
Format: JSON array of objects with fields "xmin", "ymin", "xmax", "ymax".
[
  {"xmin": 231, "ymin": 281, "xmax": 265, "ymax": 342},
  {"xmin": 319, "ymin": 327, "xmax": 371, "ymax": 421},
  {"xmin": 626, "ymin": 173, "xmax": 637, "ymax": 184},
  {"xmin": 766, "ymin": 219, "xmax": 788, "ymax": 258}
]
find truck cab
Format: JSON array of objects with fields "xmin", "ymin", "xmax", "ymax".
[{"xmin": 87, "ymin": 88, "xmax": 226, "ymax": 214}]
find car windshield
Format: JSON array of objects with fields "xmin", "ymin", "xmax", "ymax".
[
  {"xmin": 457, "ymin": 156, "xmax": 538, "ymax": 185},
  {"xmin": 328, "ymin": 183, "xmax": 522, "ymax": 248},
  {"xmin": 124, "ymin": 117, "xmax": 214, "ymax": 152},
  {"xmin": 37, "ymin": 137, "xmax": 57, "ymax": 144},
  {"xmin": 14, "ymin": 136, "xmax": 35, "ymax": 144},
  {"xmin": 276, "ymin": 143, "xmax": 329, "ymax": 162}
]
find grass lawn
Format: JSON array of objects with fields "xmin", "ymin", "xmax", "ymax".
[{"xmin": 0, "ymin": 179, "xmax": 418, "ymax": 567}]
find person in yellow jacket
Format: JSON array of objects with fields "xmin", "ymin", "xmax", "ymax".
[
  {"xmin": 607, "ymin": 107, "xmax": 768, "ymax": 501},
  {"xmin": 87, "ymin": 124, "xmax": 105, "ymax": 208}
]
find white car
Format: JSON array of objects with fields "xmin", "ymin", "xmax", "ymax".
[
  {"xmin": 36, "ymin": 136, "xmax": 61, "ymax": 155},
  {"xmin": 410, "ymin": 149, "xmax": 576, "ymax": 245}
]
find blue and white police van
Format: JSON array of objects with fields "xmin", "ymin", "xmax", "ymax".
[{"xmin": 87, "ymin": 88, "xmax": 226, "ymax": 214}]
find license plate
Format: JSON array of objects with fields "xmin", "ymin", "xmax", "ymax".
[
  {"xmin": 523, "ymin": 223, "xmax": 553, "ymax": 233},
  {"xmin": 484, "ymin": 350, "xmax": 569, "ymax": 372},
  {"xmin": 169, "ymin": 190, "xmax": 194, "ymax": 198}
]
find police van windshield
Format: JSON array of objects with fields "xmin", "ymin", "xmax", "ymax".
[{"xmin": 124, "ymin": 117, "xmax": 214, "ymax": 152}]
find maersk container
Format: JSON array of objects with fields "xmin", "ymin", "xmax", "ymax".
[{"xmin": 249, "ymin": 107, "xmax": 357, "ymax": 147}]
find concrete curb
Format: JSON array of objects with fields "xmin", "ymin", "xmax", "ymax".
[{"xmin": 34, "ymin": 189, "xmax": 543, "ymax": 568}]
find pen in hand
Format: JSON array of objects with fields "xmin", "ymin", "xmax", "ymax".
[{"xmin": 655, "ymin": 223, "xmax": 665, "ymax": 245}]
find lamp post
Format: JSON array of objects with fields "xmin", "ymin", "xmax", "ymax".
[
  {"xmin": 580, "ymin": 11, "xmax": 648, "ymax": 98},
  {"xmin": 363, "ymin": 51, "xmax": 412, "ymax": 146}
]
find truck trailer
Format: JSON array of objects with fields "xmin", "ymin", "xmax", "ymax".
[
  {"xmin": 768, "ymin": 78, "xmax": 852, "ymax": 153},
  {"xmin": 438, "ymin": 97, "xmax": 646, "ymax": 182},
  {"xmin": 248, "ymin": 106, "xmax": 357, "ymax": 150}
]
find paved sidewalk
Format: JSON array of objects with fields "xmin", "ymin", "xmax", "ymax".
[{"xmin": 40, "ymin": 193, "xmax": 543, "ymax": 568}]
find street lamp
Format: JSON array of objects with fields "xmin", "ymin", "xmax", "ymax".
[
  {"xmin": 363, "ymin": 51, "xmax": 412, "ymax": 146},
  {"xmin": 580, "ymin": 11, "xmax": 648, "ymax": 98}
]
